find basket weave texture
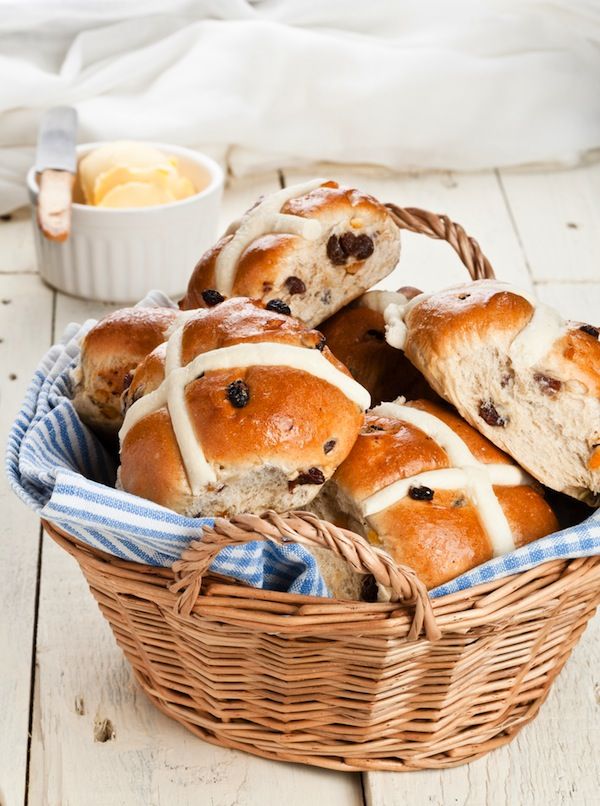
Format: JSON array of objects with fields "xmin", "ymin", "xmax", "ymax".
[
  {"xmin": 43, "ymin": 206, "xmax": 600, "ymax": 772},
  {"xmin": 44, "ymin": 511, "xmax": 600, "ymax": 772}
]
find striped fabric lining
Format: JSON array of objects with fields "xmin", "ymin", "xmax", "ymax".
[{"xmin": 5, "ymin": 294, "xmax": 328, "ymax": 597}]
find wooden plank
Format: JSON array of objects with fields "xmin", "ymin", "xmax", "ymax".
[
  {"xmin": 0, "ymin": 207, "xmax": 36, "ymax": 274},
  {"xmin": 534, "ymin": 281, "xmax": 600, "ymax": 324},
  {"xmin": 0, "ymin": 274, "xmax": 53, "ymax": 806},
  {"xmin": 498, "ymin": 161, "xmax": 600, "ymax": 282},
  {"xmin": 27, "ymin": 242, "xmax": 363, "ymax": 804},
  {"xmin": 282, "ymin": 167, "xmax": 533, "ymax": 292}
]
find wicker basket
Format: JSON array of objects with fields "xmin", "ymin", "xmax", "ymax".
[{"xmin": 42, "ymin": 207, "xmax": 600, "ymax": 772}]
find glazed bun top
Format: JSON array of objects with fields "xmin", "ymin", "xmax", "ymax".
[
  {"xmin": 385, "ymin": 280, "xmax": 600, "ymax": 397},
  {"xmin": 179, "ymin": 179, "xmax": 401, "ymax": 327},
  {"xmin": 119, "ymin": 297, "xmax": 370, "ymax": 514},
  {"xmin": 336, "ymin": 398, "xmax": 520, "ymax": 505},
  {"xmin": 72, "ymin": 306, "xmax": 179, "ymax": 435},
  {"xmin": 328, "ymin": 398, "xmax": 559, "ymax": 588},
  {"xmin": 384, "ymin": 280, "xmax": 600, "ymax": 502},
  {"xmin": 81, "ymin": 307, "xmax": 178, "ymax": 363}
]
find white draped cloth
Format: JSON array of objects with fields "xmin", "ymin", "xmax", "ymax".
[{"xmin": 0, "ymin": 0, "xmax": 599, "ymax": 213}]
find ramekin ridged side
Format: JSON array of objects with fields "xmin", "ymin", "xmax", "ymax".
[{"xmin": 27, "ymin": 143, "xmax": 224, "ymax": 303}]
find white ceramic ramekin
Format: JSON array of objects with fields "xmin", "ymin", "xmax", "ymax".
[{"xmin": 27, "ymin": 142, "xmax": 224, "ymax": 303}]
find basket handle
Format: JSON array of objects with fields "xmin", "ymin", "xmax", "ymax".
[
  {"xmin": 385, "ymin": 203, "xmax": 495, "ymax": 281},
  {"xmin": 170, "ymin": 511, "xmax": 441, "ymax": 642}
]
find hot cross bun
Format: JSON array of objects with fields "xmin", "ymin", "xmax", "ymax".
[
  {"xmin": 118, "ymin": 297, "xmax": 369, "ymax": 517},
  {"xmin": 179, "ymin": 180, "xmax": 401, "ymax": 327},
  {"xmin": 72, "ymin": 307, "xmax": 178, "ymax": 435},
  {"xmin": 385, "ymin": 280, "xmax": 600, "ymax": 505},
  {"xmin": 312, "ymin": 399, "xmax": 559, "ymax": 589}
]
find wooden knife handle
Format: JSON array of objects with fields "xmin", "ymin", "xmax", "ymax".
[{"xmin": 37, "ymin": 169, "xmax": 75, "ymax": 243}]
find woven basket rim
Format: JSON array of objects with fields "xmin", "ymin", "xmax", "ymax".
[{"xmin": 43, "ymin": 516, "xmax": 600, "ymax": 642}]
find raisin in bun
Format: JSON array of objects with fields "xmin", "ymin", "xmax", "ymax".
[
  {"xmin": 118, "ymin": 297, "xmax": 370, "ymax": 517},
  {"xmin": 72, "ymin": 307, "xmax": 178, "ymax": 435},
  {"xmin": 385, "ymin": 280, "xmax": 600, "ymax": 505},
  {"xmin": 179, "ymin": 180, "xmax": 401, "ymax": 327},
  {"xmin": 319, "ymin": 288, "xmax": 435, "ymax": 406},
  {"xmin": 312, "ymin": 399, "xmax": 559, "ymax": 590}
]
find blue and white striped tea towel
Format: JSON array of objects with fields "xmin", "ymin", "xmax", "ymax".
[
  {"xmin": 5, "ymin": 292, "xmax": 600, "ymax": 600},
  {"xmin": 5, "ymin": 292, "xmax": 328, "ymax": 597}
]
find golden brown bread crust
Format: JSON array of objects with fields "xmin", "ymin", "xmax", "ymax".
[
  {"xmin": 280, "ymin": 183, "xmax": 387, "ymax": 220},
  {"xmin": 184, "ymin": 366, "xmax": 356, "ymax": 468},
  {"xmin": 333, "ymin": 415, "xmax": 449, "ymax": 502},
  {"xmin": 120, "ymin": 297, "xmax": 365, "ymax": 516},
  {"xmin": 334, "ymin": 401, "xmax": 512, "ymax": 500},
  {"xmin": 179, "ymin": 181, "xmax": 401, "ymax": 326},
  {"xmin": 72, "ymin": 307, "xmax": 178, "ymax": 435},
  {"xmin": 233, "ymin": 234, "xmax": 296, "ymax": 297},
  {"xmin": 320, "ymin": 303, "xmax": 435, "ymax": 406},
  {"xmin": 401, "ymin": 284, "xmax": 532, "ymax": 377},
  {"xmin": 179, "ymin": 295, "xmax": 329, "ymax": 359},
  {"xmin": 374, "ymin": 492, "xmax": 490, "ymax": 587},
  {"xmin": 372, "ymin": 482, "xmax": 558, "ymax": 590},
  {"xmin": 120, "ymin": 409, "xmax": 191, "ymax": 513},
  {"xmin": 390, "ymin": 281, "xmax": 600, "ymax": 501},
  {"xmin": 543, "ymin": 328, "xmax": 600, "ymax": 398},
  {"xmin": 403, "ymin": 282, "xmax": 600, "ymax": 396},
  {"xmin": 81, "ymin": 307, "xmax": 178, "ymax": 359},
  {"xmin": 327, "ymin": 400, "xmax": 559, "ymax": 589}
]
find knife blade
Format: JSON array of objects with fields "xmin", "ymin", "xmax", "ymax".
[
  {"xmin": 35, "ymin": 106, "xmax": 78, "ymax": 242},
  {"xmin": 35, "ymin": 107, "xmax": 78, "ymax": 174}
]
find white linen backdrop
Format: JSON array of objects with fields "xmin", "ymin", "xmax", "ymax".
[{"xmin": 0, "ymin": 0, "xmax": 599, "ymax": 213}]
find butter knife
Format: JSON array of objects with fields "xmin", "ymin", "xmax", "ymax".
[{"xmin": 35, "ymin": 107, "xmax": 78, "ymax": 242}]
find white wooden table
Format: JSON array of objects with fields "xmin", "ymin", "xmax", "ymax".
[{"xmin": 1, "ymin": 163, "xmax": 599, "ymax": 806}]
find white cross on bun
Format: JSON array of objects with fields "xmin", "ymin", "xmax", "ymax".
[
  {"xmin": 384, "ymin": 280, "xmax": 600, "ymax": 505},
  {"xmin": 118, "ymin": 297, "xmax": 370, "ymax": 517},
  {"xmin": 311, "ymin": 398, "xmax": 559, "ymax": 590},
  {"xmin": 179, "ymin": 180, "xmax": 401, "ymax": 327}
]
